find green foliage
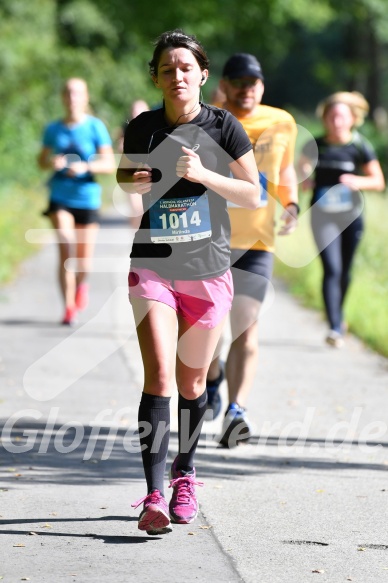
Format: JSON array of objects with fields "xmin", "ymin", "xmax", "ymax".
[
  {"xmin": 361, "ymin": 121, "xmax": 388, "ymax": 175},
  {"xmin": 1, "ymin": 0, "xmax": 388, "ymax": 359},
  {"xmin": 59, "ymin": 0, "xmax": 117, "ymax": 48},
  {"xmin": 1, "ymin": 0, "xmax": 387, "ymax": 189},
  {"xmin": 0, "ymin": 0, "xmax": 57, "ymax": 184}
]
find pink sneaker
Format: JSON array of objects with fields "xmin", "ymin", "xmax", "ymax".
[
  {"xmin": 131, "ymin": 490, "xmax": 170, "ymax": 534},
  {"xmin": 75, "ymin": 283, "xmax": 89, "ymax": 310},
  {"xmin": 62, "ymin": 306, "xmax": 77, "ymax": 326},
  {"xmin": 168, "ymin": 458, "xmax": 204, "ymax": 524}
]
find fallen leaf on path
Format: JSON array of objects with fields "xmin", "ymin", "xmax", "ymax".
[
  {"xmin": 312, "ymin": 569, "xmax": 325, "ymax": 573},
  {"xmin": 28, "ymin": 532, "xmax": 37, "ymax": 536},
  {"xmin": 188, "ymin": 532, "xmax": 197, "ymax": 536},
  {"xmin": 346, "ymin": 578, "xmax": 353, "ymax": 581},
  {"xmin": 21, "ymin": 578, "xmax": 30, "ymax": 581},
  {"xmin": 50, "ymin": 512, "xmax": 58, "ymax": 516},
  {"xmin": 41, "ymin": 523, "xmax": 52, "ymax": 529},
  {"xmin": 13, "ymin": 544, "xmax": 25, "ymax": 547},
  {"xmin": 199, "ymin": 525, "xmax": 212, "ymax": 530},
  {"xmin": 357, "ymin": 547, "xmax": 366, "ymax": 551}
]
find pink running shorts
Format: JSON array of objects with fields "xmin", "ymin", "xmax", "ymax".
[{"xmin": 128, "ymin": 268, "xmax": 233, "ymax": 329}]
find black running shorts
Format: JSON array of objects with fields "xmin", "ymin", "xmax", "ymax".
[{"xmin": 230, "ymin": 249, "xmax": 273, "ymax": 302}]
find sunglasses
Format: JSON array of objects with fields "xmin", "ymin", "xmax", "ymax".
[{"xmin": 228, "ymin": 78, "xmax": 260, "ymax": 89}]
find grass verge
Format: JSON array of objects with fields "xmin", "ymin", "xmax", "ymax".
[{"xmin": 0, "ymin": 183, "xmax": 47, "ymax": 284}]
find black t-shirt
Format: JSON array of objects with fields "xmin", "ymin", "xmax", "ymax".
[
  {"xmin": 303, "ymin": 132, "xmax": 377, "ymax": 211},
  {"xmin": 124, "ymin": 104, "xmax": 252, "ymax": 280}
]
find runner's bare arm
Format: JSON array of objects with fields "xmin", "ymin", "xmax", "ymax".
[
  {"xmin": 70, "ymin": 145, "xmax": 116, "ymax": 175},
  {"xmin": 177, "ymin": 147, "xmax": 260, "ymax": 209},
  {"xmin": 297, "ymin": 153, "xmax": 315, "ymax": 191},
  {"xmin": 37, "ymin": 146, "xmax": 66, "ymax": 171},
  {"xmin": 339, "ymin": 160, "xmax": 385, "ymax": 192},
  {"xmin": 38, "ymin": 145, "xmax": 115, "ymax": 175},
  {"xmin": 277, "ymin": 162, "xmax": 299, "ymax": 236},
  {"xmin": 116, "ymin": 153, "xmax": 152, "ymax": 195}
]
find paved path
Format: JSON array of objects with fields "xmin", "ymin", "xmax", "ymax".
[{"xmin": 0, "ymin": 211, "xmax": 387, "ymax": 583}]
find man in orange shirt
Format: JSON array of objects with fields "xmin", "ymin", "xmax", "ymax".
[{"xmin": 206, "ymin": 53, "xmax": 299, "ymax": 447}]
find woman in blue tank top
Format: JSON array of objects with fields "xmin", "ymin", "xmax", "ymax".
[{"xmin": 38, "ymin": 78, "xmax": 115, "ymax": 325}]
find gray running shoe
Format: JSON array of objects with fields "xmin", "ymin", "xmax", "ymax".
[{"xmin": 326, "ymin": 330, "xmax": 344, "ymax": 348}]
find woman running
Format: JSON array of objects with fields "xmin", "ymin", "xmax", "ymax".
[
  {"xmin": 117, "ymin": 29, "xmax": 260, "ymax": 533},
  {"xmin": 300, "ymin": 92, "xmax": 385, "ymax": 347},
  {"xmin": 38, "ymin": 78, "xmax": 115, "ymax": 325}
]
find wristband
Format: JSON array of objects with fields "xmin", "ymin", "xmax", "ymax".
[{"xmin": 286, "ymin": 202, "xmax": 300, "ymax": 215}]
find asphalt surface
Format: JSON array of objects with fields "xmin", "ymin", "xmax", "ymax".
[{"xmin": 0, "ymin": 210, "xmax": 387, "ymax": 583}]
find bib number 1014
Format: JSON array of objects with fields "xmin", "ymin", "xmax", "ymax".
[{"xmin": 158, "ymin": 210, "xmax": 201, "ymax": 230}]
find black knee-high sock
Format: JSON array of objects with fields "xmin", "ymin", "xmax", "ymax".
[
  {"xmin": 138, "ymin": 393, "xmax": 170, "ymax": 495},
  {"xmin": 176, "ymin": 390, "xmax": 208, "ymax": 471}
]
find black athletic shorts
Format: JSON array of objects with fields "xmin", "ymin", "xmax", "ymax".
[
  {"xmin": 43, "ymin": 202, "xmax": 100, "ymax": 225},
  {"xmin": 230, "ymin": 249, "xmax": 273, "ymax": 302}
]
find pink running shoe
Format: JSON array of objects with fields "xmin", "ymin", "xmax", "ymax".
[
  {"xmin": 131, "ymin": 490, "xmax": 170, "ymax": 534},
  {"xmin": 168, "ymin": 458, "xmax": 204, "ymax": 524},
  {"xmin": 62, "ymin": 306, "xmax": 77, "ymax": 326},
  {"xmin": 75, "ymin": 283, "xmax": 89, "ymax": 311}
]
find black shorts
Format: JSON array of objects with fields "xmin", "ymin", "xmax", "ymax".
[
  {"xmin": 230, "ymin": 249, "xmax": 273, "ymax": 302},
  {"xmin": 43, "ymin": 202, "xmax": 100, "ymax": 225}
]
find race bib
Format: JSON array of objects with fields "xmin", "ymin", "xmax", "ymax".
[
  {"xmin": 149, "ymin": 193, "xmax": 212, "ymax": 243},
  {"xmin": 316, "ymin": 184, "xmax": 354, "ymax": 213}
]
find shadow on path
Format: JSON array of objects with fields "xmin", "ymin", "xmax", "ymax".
[
  {"xmin": 1, "ymin": 421, "xmax": 387, "ymax": 488},
  {"xmin": 0, "ymin": 528, "xmax": 161, "ymax": 544}
]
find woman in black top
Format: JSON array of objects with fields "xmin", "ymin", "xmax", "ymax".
[
  {"xmin": 300, "ymin": 92, "xmax": 385, "ymax": 347},
  {"xmin": 117, "ymin": 29, "xmax": 260, "ymax": 534}
]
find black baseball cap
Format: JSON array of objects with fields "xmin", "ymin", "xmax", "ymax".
[{"xmin": 222, "ymin": 53, "xmax": 264, "ymax": 81}]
